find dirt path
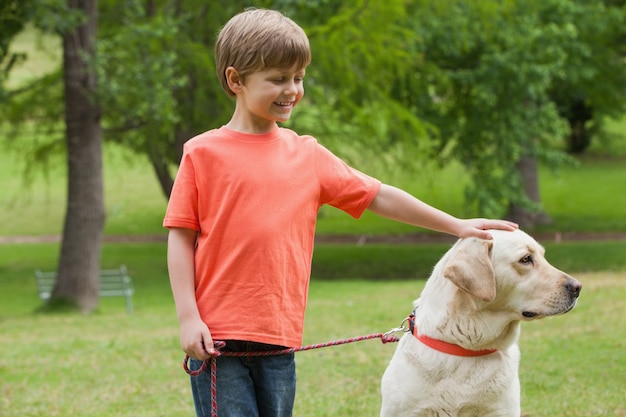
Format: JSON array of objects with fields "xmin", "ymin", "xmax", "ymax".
[{"xmin": 2, "ymin": 231, "xmax": 626, "ymax": 245}]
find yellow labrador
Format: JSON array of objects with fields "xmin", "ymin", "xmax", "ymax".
[{"xmin": 380, "ymin": 229, "xmax": 581, "ymax": 417}]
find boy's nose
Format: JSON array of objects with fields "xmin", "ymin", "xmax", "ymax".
[{"xmin": 284, "ymin": 81, "xmax": 300, "ymax": 95}]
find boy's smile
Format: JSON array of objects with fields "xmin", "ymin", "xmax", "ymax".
[{"xmin": 226, "ymin": 66, "xmax": 306, "ymax": 134}]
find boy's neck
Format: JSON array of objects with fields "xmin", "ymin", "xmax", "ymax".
[{"xmin": 226, "ymin": 118, "xmax": 279, "ymax": 135}]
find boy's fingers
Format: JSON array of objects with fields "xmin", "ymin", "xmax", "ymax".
[
  {"xmin": 476, "ymin": 229, "xmax": 493, "ymax": 240},
  {"xmin": 483, "ymin": 219, "xmax": 518, "ymax": 231}
]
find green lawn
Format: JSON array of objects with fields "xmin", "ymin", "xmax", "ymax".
[
  {"xmin": 0, "ymin": 142, "xmax": 167, "ymax": 237},
  {"xmin": 2, "ymin": 143, "xmax": 625, "ymax": 416},
  {"xmin": 0, "ymin": 242, "xmax": 624, "ymax": 417}
]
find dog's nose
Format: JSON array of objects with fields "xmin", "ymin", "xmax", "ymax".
[{"xmin": 566, "ymin": 277, "xmax": 582, "ymax": 298}]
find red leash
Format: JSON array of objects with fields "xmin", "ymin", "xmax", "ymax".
[{"xmin": 182, "ymin": 330, "xmax": 404, "ymax": 417}]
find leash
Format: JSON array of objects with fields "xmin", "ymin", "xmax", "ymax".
[{"xmin": 182, "ymin": 323, "xmax": 409, "ymax": 417}]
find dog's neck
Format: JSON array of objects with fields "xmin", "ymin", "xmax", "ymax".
[
  {"xmin": 410, "ymin": 315, "xmax": 498, "ymax": 356},
  {"xmin": 416, "ymin": 283, "xmax": 521, "ymax": 351}
]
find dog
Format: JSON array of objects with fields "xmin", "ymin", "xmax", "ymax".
[{"xmin": 380, "ymin": 229, "xmax": 581, "ymax": 417}]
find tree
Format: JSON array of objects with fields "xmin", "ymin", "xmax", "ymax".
[
  {"xmin": 546, "ymin": 0, "xmax": 626, "ymax": 154},
  {"xmin": 58, "ymin": 0, "xmax": 626, "ymax": 229},
  {"xmin": 2, "ymin": 0, "xmax": 104, "ymax": 312},
  {"xmin": 94, "ymin": 0, "xmax": 428, "ymax": 198},
  {"xmin": 4, "ymin": 0, "xmax": 625, "ymax": 232},
  {"xmin": 96, "ymin": 0, "xmax": 241, "ymax": 198},
  {"xmin": 400, "ymin": 0, "xmax": 625, "ymax": 226},
  {"xmin": 51, "ymin": 0, "xmax": 104, "ymax": 313},
  {"xmin": 285, "ymin": 0, "xmax": 432, "ymax": 173}
]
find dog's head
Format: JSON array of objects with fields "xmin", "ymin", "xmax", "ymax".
[{"xmin": 443, "ymin": 229, "xmax": 581, "ymax": 320}]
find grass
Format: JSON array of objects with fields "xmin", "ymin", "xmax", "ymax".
[
  {"xmin": 1, "ymin": 242, "xmax": 624, "ymax": 416},
  {"xmin": 537, "ymin": 158, "xmax": 626, "ymax": 233},
  {"xmin": 0, "ymin": 142, "xmax": 167, "ymax": 237}
]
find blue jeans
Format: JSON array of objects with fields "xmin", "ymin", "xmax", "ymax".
[{"xmin": 189, "ymin": 341, "xmax": 296, "ymax": 417}]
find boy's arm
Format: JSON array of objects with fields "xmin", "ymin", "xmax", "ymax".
[
  {"xmin": 367, "ymin": 184, "xmax": 518, "ymax": 240},
  {"xmin": 167, "ymin": 227, "xmax": 216, "ymax": 360}
]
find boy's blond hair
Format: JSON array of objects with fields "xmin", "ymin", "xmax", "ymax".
[{"xmin": 216, "ymin": 8, "xmax": 311, "ymax": 97}]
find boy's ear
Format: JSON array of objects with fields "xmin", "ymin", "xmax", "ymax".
[{"xmin": 225, "ymin": 67, "xmax": 243, "ymax": 95}]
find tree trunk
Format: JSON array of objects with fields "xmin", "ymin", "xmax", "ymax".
[
  {"xmin": 51, "ymin": 0, "xmax": 104, "ymax": 313},
  {"xmin": 506, "ymin": 155, "xmax": 552, "ymax": 229},
  {"xmin": 565, "ymin": 100, "xmax": 593, "ymax": 154},
  {"xmin": 147, "ymin": 144, "xmax": 174, "ymax": 199}
]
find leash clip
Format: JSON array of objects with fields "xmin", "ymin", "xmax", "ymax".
[{"xmin": 383, "ymin": 315, "xmax": 412, "ymax": 338}]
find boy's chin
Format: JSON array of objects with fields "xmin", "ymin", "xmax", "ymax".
[
  {"xmin": 275, "ymin": 116, "xmax": 292, "ymax": 123},
  {"xmin": 273, "ymin": 109, "xmax": 294, "ymax": 123}
]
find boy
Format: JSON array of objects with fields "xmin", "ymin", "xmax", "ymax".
[{"xmin": 164, "ymin": 8, "xmax": 517, "ymax": 417}]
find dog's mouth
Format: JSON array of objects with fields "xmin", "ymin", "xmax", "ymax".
[{"xmin": 522, "ymin": 299, "xmax": 578, "ymax": 320}]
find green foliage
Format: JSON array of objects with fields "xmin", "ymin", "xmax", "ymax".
[
  {"xmin": 547, "ymin": 0, "xmax": 626, "ymax": 153},
  {"xmin": 0, "ymin": 0, "xmax": 36, "ymax": 100},
  {"xmin": 29, "ymin": 0, "xmax": 86, "ymax": 34},
  {"xmin": 96, "ymin": 0, "xmax": 254, "ymax": 195},
  {"xmin": 281, "ymin": 0, "xmax": 625, "ymax": 217},
  {"xmin": 0, "ymin": 1, "xmax": 75, "ymax": 175},
  {"xmin": 290, "ymin": 1, "xmax": 433, "ymax": 169},
  {"xmin": 1, "ymin": 71, "xmax": 64, "ymax": 144},
  {"xmin": 405, "ymin": 0, "xmax": 602, "ymax": 216},
  {"xmin": 96, "ymin": 1, "xmax": 187, "ymax": 145},
  {"xmin": 2, "ymin": 0, "xmax": 625, "ymax": 215}
]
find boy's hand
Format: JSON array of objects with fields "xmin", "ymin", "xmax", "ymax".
[
  {"xmin": 456, "ymin": 218, "xmax": 519, "ymax": 240},
  {"xmin": 180, "ymin": 318, "xmax": 216, "ymax": 360}
]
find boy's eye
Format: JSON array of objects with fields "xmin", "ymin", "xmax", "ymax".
[{"xmin": 270, "ymin": 74, "xmax": 304, "ymax": 82}]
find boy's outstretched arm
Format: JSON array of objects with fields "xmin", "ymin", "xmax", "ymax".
[
  {"xmin": 367, "ymin": 184, "xmax": 518, "ymax": 240},
  {"xmin": 167, "ymin": 227, "xmax": 216, "ymax": 360}
]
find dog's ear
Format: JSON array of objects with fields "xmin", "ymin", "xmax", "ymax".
[{"xmin": 443, "ymin": 238, "xmax": 496, "ymax": 302}]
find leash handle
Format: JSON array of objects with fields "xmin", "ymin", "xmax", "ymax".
[
  {"xmin": 182, "ymin": 341, "xmax": 227, "ymax": 376},
  {"xmin": 182, "ymin": 354, "xmax": 206, "ymax": 376}
]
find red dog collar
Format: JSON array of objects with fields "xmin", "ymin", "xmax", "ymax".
[{"xmin": 409, "ymin": 314, "xmax": 497, "ymax": 357}]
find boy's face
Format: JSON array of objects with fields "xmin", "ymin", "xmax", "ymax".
[{"xmin": 233, "ymin": 65, "xmax": 306, "ymax": 132}]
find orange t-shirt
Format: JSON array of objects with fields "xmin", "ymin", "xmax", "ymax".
[{"xmin": 163, "ymin": 126, "xmax": 381, "ymax": 347}]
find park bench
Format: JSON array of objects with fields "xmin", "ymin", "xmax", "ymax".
[{"xmin": 34, "ymin": 265, "xmax": 134, "ymax": 314}]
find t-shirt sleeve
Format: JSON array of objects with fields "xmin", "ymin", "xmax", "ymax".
[
  {"xmin": 163, "ymin": 147, "xmax": 201, "ymax": 231},
  {"xmin": 315, "ymin": 143, "xmax": 381, "ymax": 219}
]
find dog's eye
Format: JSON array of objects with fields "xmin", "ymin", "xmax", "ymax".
[{"xmin": 520, "ymin": 255, "xmax": 534, "ymax": 265}]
